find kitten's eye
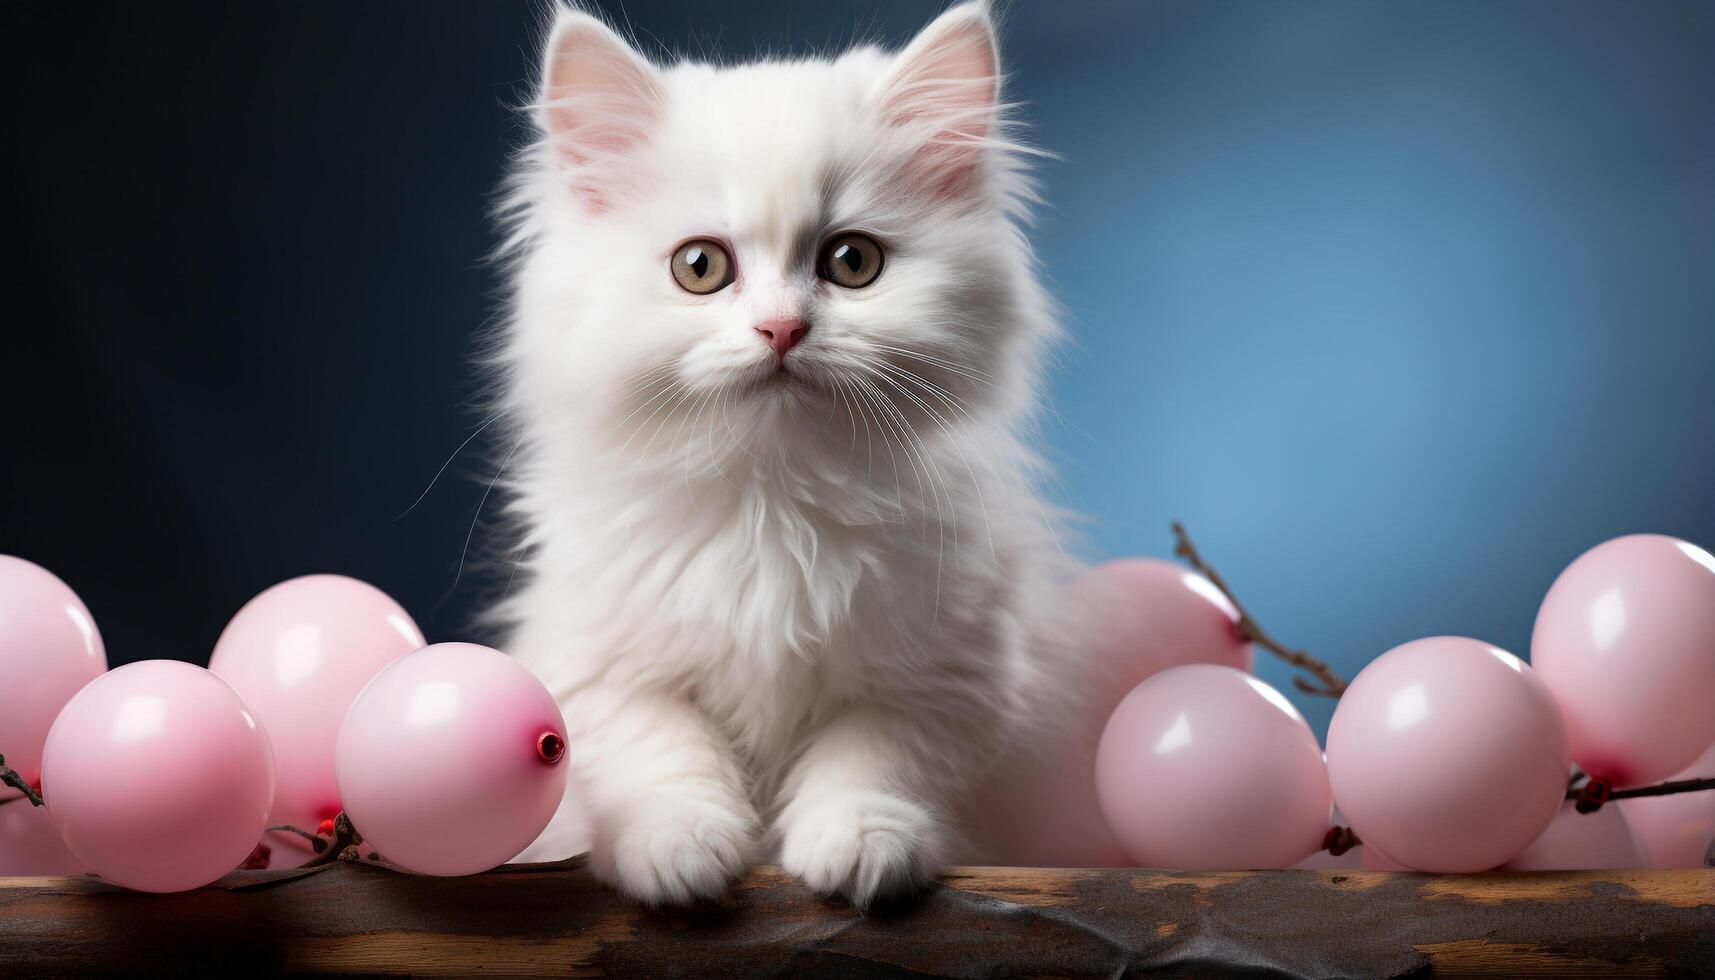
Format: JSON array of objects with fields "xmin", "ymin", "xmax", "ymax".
[
  {"xmin": 818, "ymin": 232, "xmax": 884, "ymax": 289},
  {"xmin": 670, "ymin": 239, "xmax": 734, "ymax": 295}
]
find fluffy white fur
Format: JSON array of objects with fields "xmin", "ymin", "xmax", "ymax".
[{"xmin": 491, "ymin": 1, "xmax": 1089, "ymax": 906}]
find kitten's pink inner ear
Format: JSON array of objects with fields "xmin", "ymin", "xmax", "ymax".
[
  {"xmin": 540, "ymin": 13, "xmax": 663, "ymax": 170},
  {"xmin": 873, "ymin": 3, "xmax": 999, "ymax": 195}
]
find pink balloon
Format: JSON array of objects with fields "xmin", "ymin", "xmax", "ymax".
[
  {"xmin": 1077, "ymin": 559, "xmax": 1254, "ymax": 721},
  {"xmin": 1096, "ymin": 664, "xmax": 1329, "ymax": 870},
  {"xmin": 1621, "ymin": 739, "xmax": 1715, "ymax": 868},
  {"xmin": 1532, "ymin": 535, "xmax": 1715, "ymax": 786},
  {"xmin": 1359, "ymin": 845, "xmax": 1409, "ymax": 871},
  {"xmin": 335, "ymin": 643, "xmax": 568, "ymax": 876},
  {"xmin": 0, "ymin": 800, "xmax": 84, "ymax": 876},
  {"xmin": 1502, "ymin": 800, "xmax": 1646, "ymax": 870},
  {"xmin": 209, "ymin": 575, "xmax": 424, "ymax": 859},
  {"xmin": 509, "ymin": 781, "xmax": 594, "ymax": 864},
  {"xmin": 41, "ymin": 660, "xmax": 275, "ymax": 892},
  {"xmin": 0, "ymin": 556, "xmax": 106, "ymax": 798},
  {"xmin": 972, "ymin": 560, "xmax": 1256, "ymax": 868},
  {"xmin": 1326, "ymin": 637, "xmax": 1569, "ymax": 872}
]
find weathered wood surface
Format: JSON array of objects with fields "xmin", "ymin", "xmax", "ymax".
[{"xmin": 1, "ymin": 861, "xmax": 1711, "ymax": 977}]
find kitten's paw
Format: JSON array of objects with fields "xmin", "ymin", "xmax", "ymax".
[
  {"xmin": 779, "ymin": 789, "xmax": 944, "ymax": 907},
  {"xmin": 590, "ymin": 791, "xmax": 758, "ymax": 906}
]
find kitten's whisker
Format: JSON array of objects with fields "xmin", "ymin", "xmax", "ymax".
[
  {"xmin": 876, "ymin": 360, "xmax": 983, "ymax": 427},
  {"xmin": 601, "ymin": 369, "xmax": 683, "ymax": 443},
  {"xmin": 854, "ymin": 375, "xmax": 946, "ymax": 620},
  {"xmin": 502, "ymin": 549, "xmax": 524, "ymax": 603},
  {"xmin": 446, "ymin": 437, "xmax": 521, "ymax": 599},
  {"xmin": 869, "ymin": 343, "xmax": 995, "ymax": 385},
  {"xmin": 717, "ymin": 380, "xmax": 762, "ymax": 464},
  {"xmin": 613, "ymin": 379, "xmax": 688, "ymax": 457},
  {"xmin": 871, "ymin": 360, "xmax": 998, "ymax": 564},
  {"xmin": 848, "ymin": 375, "xmax": 908, "ymax": 520},
  {"xmin": 839, "ymin": 377, "xmax": 885, "ymax": 513},
  {"xmin": 673, "ymin": 383, "xmax": 712, "ymax": 462},
  {"xmin": 888, "ymin": 362, "xmax": 1068, "ymax": 562},
  {"xmin": 630, "ymin": 381, "xmax": 704, "ymax": 493},
  {"xmin": 705, "ymin": 384, "xmax": 741, "ymax": 489},
  {"xmin": 881, "ymin": 362, "xmax": 1070, "ymax": 563},
  {"xmin": 607, "ymin": 363, "xmax": 676, "ymax": 404},
  {"xmin": 612, "ymin": 381, "xmax": 692, "ymax": 506},
  {"xmin": 396, "ymin": 411, "xmax": 505, "ymax": 521},
  {"xmin": 868, "ymin": 369, "xmax": 963, "ymax": 575},
  {"xmin": 676, "ymin": 385, "xmax": 720, "ymax": 514},
  {"xmin": 833, "ymin": 378, "xmax": 860, "ymax": 470}
]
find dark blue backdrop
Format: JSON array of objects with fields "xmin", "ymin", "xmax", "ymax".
[{"xmin": 3, "ymin": 1, "xmax": 1709, "ymax": 738}]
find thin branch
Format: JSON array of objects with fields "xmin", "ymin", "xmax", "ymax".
[
  {"xmin": 0, "ymin": 755, "xmax": 43, "ymax": 807},
  {"xmin": 299, "ymin": 811, "xmax": 365, "ymax": 868},
  {"xmin": 1170, "ymin": 522, "xmax": 1349, "ymax": 698},
  {"xmin": 1569, "ymin": 776, "xmax": 1715, "ymax": 814},
  {"xmin": 1321, "ymin": 778, "xmax": 1715, "ymax": 854},
  {"xmin": 267, "ymin": 823, "xmax": 331, "ymax": 853}
]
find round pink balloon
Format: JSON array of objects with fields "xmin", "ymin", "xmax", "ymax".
[
  {"xmin": 209, "ymin": 575, "xmax": 424, "ymax": 859},
  {"xmin": 335, "ymin": 643, "xmax": 568, "ymax": 876},
  {"xmin": 1502, "ymin": 800, "xmax": 1646, "ymax": 871},
  {"xmin": 1077, "ymin": 559, "xmax": 1254, "ymax": 721},
  {"xmin": 1326, "ymin": 637, "xmax": 1569, "ymax": 872},
  {"xmin": 1621, "ymin": 739, "xmax": 1715, "ymax": 868},
  {"xmin": 1096, "ymin": 664, "xmax": 1329, "ymax": 870},
  {"xmin": 973, "ymin": 559, "xmax": 1256, "ymax": 868},
  {"xmin": 0, "ymin": 800, "xmax": 84, "ymax": 876},
  {"xmin": 41, "ymin": 660, "xmax": 275, "ymax": 892},
  {"xmin": 1532, "ymin": 535, "xmax": 1715, "ymax": 786},
  {"xmin": 0, "ymin": 556, "xmax": 106, "ymax": 799},
  {"xmin": 509, "ymin": 781, "xmax": 593, "ymax": 865}
]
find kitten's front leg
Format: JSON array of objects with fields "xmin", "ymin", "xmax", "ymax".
[
  {"xmin": 776, "ymin": 706, "xmax": 952, "ymax": 907},
  {"xmin": 572, "ymin": 686, "xmax": 759, "ymax": 905}
]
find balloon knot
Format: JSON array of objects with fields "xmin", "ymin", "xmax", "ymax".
[
  {"xmin": 1323, "ymin": 825, "xmax": 1361, "ymax": 856},
  {"xmin": 1573, "ymin": 777, "xmax": 1613, "ymax": 814},
  {"xmin": 537, "ymin": 731, "xmax": 565, "ymax": 765}
]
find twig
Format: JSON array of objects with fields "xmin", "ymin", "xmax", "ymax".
[
  {"xmin": 1569, "ymin": 776, "xmax": 1715, "ymax": 814},
  {"xmin": 299, "ymin": 811, "xmax": 364, "ymax": 868},
  {"xmin": 1319, "ymin": 778, "xmax": 1715, "ymax": 854},
  {"xmin": 267, "ymin": 823, "xmax": 331, "ymax": 853},
  {"xmin": 0, "ymin": 755, "xmax": 44, "ymax": 807},
  {"xmin": 1170, "ymin": 522, "xmax": 1349, "ymax": 697}
]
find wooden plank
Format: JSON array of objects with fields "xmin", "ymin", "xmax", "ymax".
[{"xmin": 1, "ymin": 861, "xmax": 1710, "ymax": 977}]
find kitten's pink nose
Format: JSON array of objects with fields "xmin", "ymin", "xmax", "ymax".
[{"xmin": 754, "ymin": 318, "xmax": 809, "ymax": 358}]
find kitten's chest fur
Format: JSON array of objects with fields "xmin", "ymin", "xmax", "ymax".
[{"xmin": 505, "ymin": 445, "xmax": 1005, "ymax": 750}]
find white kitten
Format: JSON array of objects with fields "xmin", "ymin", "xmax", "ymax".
[{"xmin": 491, "ymin": 1, "xmax": 1088, "ymax": 906}]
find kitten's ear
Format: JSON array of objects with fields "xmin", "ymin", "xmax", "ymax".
[
  {"xmin": 537, "ymin": 9, "xmax": 663, "ymax": 177},
  {"xmin": 871, "ymin": 2, "xmax": 1000, "ymax": 197}
]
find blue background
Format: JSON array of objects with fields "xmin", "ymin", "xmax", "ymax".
[
  {"xmin": 4, "ymin": 1, "xmax": 1709, "ymax": 739},
  {"xmin": 1003, "ymin": 1, "xmax": 1715, "ymax": 735}
]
